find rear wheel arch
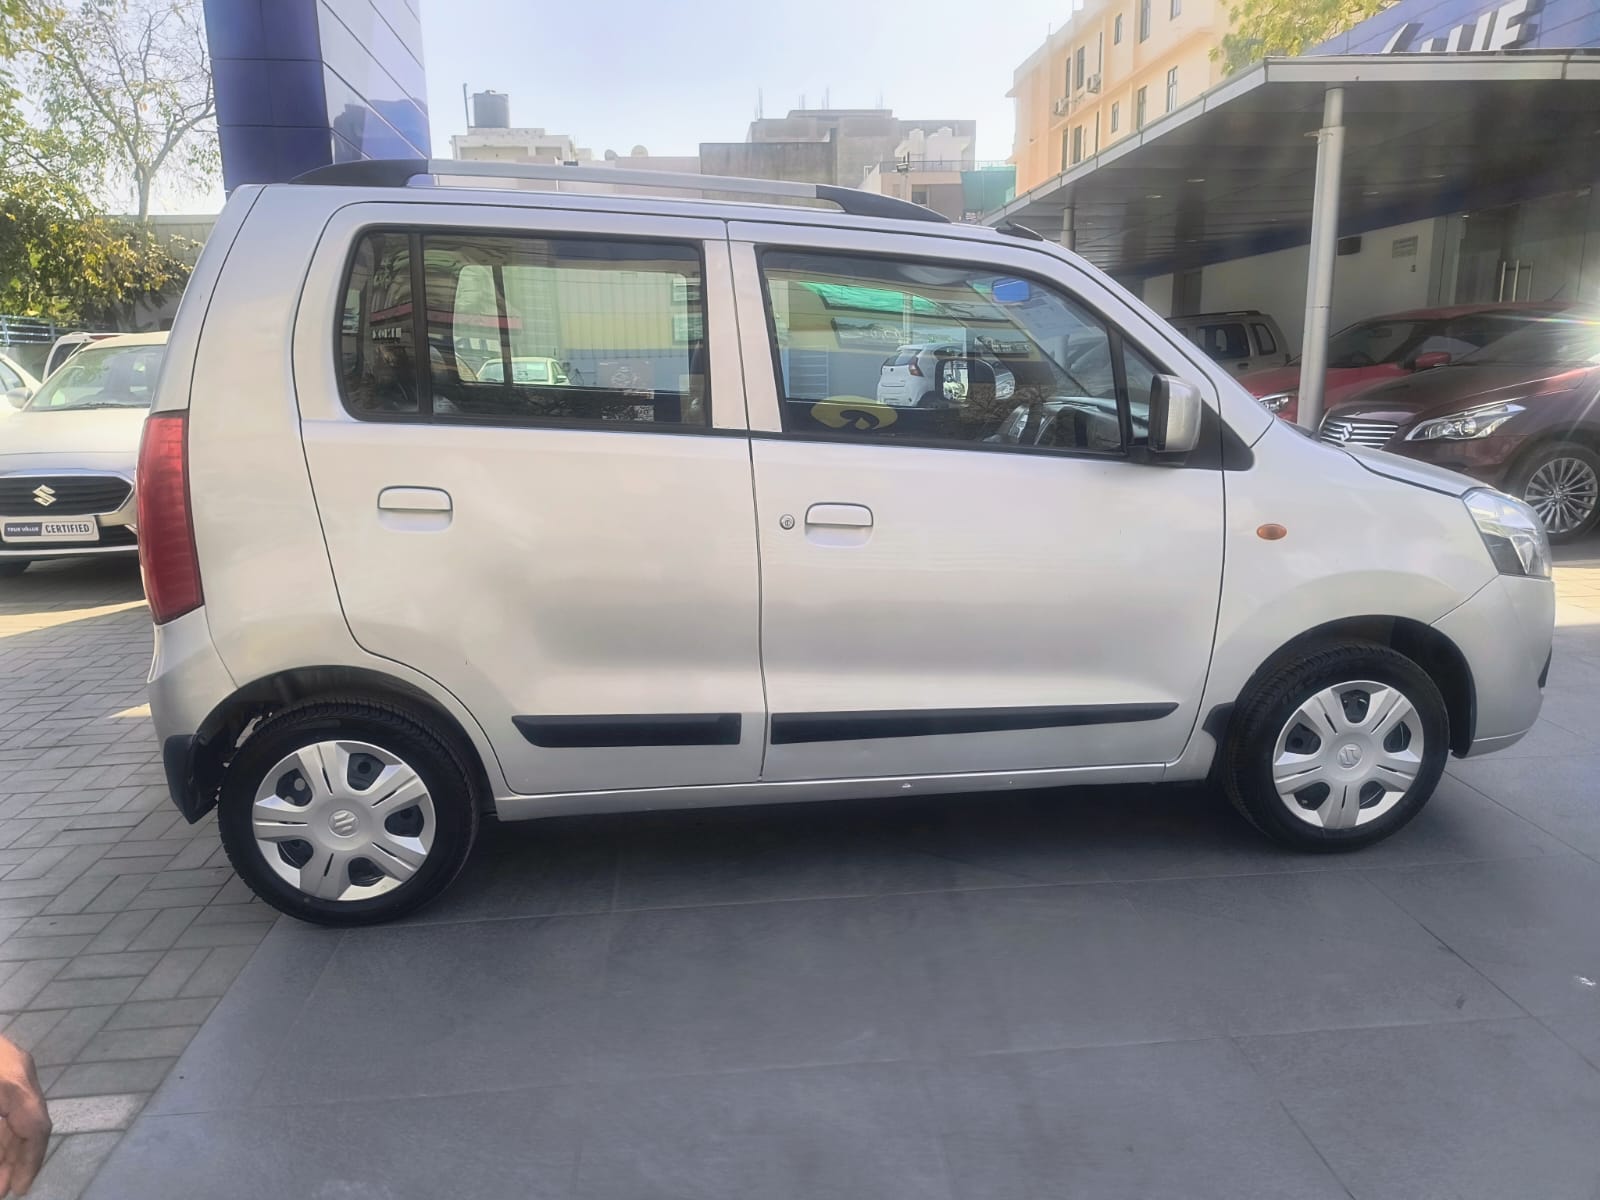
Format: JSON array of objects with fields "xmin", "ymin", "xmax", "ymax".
[
  {"xmin": 185, "ymin": 666, "xmax": 498, "ymax": 822},
  {"xmin": 1225, "ymin": 616, "xmax": 1475, "ymax": 758}
]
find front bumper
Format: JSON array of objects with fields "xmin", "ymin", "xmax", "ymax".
[
  {"xmin": 1432, "ymin": 572, "xmax": 1554, "ymax": 755},
  {"xmin": 0, "ymin": 470, "xmax": 139, "ymax": 558}
]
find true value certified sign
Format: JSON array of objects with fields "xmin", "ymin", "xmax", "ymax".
[
  {"xmin": 1381, "ymin": 0, "xmax": 1540, "ymax": 53},
  {"xmin": 1311, "ymin": 0, "xmax": 1590, "ymax": 57}
]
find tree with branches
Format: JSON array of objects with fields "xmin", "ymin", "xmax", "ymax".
[
  {"xmin": 1214, "ymin": 0, "xmax": 1391, "ymax": 74},
  {"xmin": 27, "ymin": 0, "xmax": 217, "ymax": 222}
]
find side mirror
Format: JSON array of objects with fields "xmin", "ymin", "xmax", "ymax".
[
  {"xmin": 1412, "ymin": 350, "xmax": 1451, "ymax": 371},
  {"xmin": 4, "ymin": 387, "xmax": 31, "ymax": 410},
  {"xmin": 935, "ymin": 356, "xmax": 996, "ymax": 406},
  {"xmin": 1148, "ymin": 374, "xmax": 1203, "ymax": 455}
]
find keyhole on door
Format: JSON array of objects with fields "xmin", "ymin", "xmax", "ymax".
[{"xmin": 779, "ymin": 514, "xmax": 796, "ymax": 530}]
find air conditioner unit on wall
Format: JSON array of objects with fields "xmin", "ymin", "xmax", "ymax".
[
  {"xmin": 1085, "ymin": 74, "xmax": 1102, "ymax": 93},
  {"xmin": 1052, "ymin": 97, "xmax": 1071, "ymax": 116}
]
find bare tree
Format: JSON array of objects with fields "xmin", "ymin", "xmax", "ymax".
[{"xmin": 28, "ymin": 0, "xmax": 217, "ymax": 222}]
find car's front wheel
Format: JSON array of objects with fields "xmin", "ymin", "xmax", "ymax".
[
  {"xmin": 217, "ymin": 699, "xmax": 479, "ymax": 925},
  {"xmin": 1510, "ymin": 442, "xmax": 1600, "ymax": 543},
  {"xmin": 1222, "ymin": 643, "xmax": 1449, "ymax": 851}
]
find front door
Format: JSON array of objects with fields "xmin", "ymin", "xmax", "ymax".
[
  {"xmin": 295, "ymin": 204, "xmax": 764, "ymax": 796},
  {"xmin": 731, "ymin": 229, "xmax": 1224, "ymax": 782}
]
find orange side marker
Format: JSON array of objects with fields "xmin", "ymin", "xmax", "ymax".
[{"xmin": 1257, "ymin": 523, "xmax": 1288, "ymax": 541}]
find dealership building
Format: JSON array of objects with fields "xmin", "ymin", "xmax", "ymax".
[
  {"xmin": 993, "ymin": 0, "xmax": 1600, "ymax": 361},
  {"xmin": 199, "ymin": 0, "xmax": 1599, "ymax": 368}
]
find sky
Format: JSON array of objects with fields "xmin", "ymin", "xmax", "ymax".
[{"xmin": 418, "ymin": 0, "xmax": 1074, "ymax": 163}]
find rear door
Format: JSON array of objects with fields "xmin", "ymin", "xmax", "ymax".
[
  {"xmin": 730, "ymin": 224, "xmax": 1225, "ymax": 782},
  {"xmin": 293, "ymin": 203, "xmax": 764, "ymax": 796}
]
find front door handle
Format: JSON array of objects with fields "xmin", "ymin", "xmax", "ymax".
[
  {"xmin": 377, "ymin": 487, "xmax": 452, "ymax": 532},
  {"xmin": 805, "ymin": 503, "xmax": 873, "ymax": 528},
  {"xmin": 378, "ymin": 487, "xmax": 452, "ymax": 513}
]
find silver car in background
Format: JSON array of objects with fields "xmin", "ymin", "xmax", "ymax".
[{"xmin": 0, "ymin": 332, "xmax": 166, "ymax": 577}]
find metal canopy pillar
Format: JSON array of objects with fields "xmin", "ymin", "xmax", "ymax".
[{"xmin": 1296, "ymin": 86, "xmax": 1346, "ymax": 433}]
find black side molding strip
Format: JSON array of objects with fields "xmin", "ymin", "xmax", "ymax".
[
  {"xmin": 770, "ymin": 703, "xmax": 1178, "ymax": 745},
  {"xmin": 514, "ymin": 713, "xmax": 742, "ymax": 749}
]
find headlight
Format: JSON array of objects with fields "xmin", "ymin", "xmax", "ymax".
[
  {"xmin": 1406, "ymin": 401, "xmax": 1524, "ymax": 441},
  {"xmin": 1257, "ymin": 391, "xmax": 1295, "ymax": 414},
  {"xmin": 1464, "ymin": 488, "xmax": 1551, "ymax": 578}
]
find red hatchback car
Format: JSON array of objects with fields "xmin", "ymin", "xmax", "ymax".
[
  {"xmin": 1317, "ymin": 309, "xmax": 1600, "ymax": 541},
  {"xmin": 1242, "ymin": 302, "xmax": 1571, "ymax": 424}
]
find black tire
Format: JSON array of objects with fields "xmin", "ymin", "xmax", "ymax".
[
  {"xmin": 217, "ymin": 698, "xmax": 479, "ymax": 925},
  {"xmin": 1508, "ymin": 442, "xmax": 1600, "ymax": 544},
  {"xmin": 1222, "ymin": 642, "xmax": 1449, "ymax": 852},
  {"xmin": 0, "ymin": 560, "xmax": 30, "ymax": 578}
]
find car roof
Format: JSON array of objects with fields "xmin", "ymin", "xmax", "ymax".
[{"xmin": 72, "ymin": 332, "xmax": 169, "ymax": 350}]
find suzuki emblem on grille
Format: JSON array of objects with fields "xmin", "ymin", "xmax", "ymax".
[
  {"xmin": 32, "ymin": 485, "xmax": 56, "ymax": 507},
  {"xmin": 1337, "ymin": 426, "xmax": 1353, "ymax": 443}
]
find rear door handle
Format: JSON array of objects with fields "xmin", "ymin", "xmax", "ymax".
[
  {"xmin": 378, "ymin": 487, "xmax": 452, "ymax": 513},
  {"xmin": 805, "ymin": 503, "xmax": 873, "ymax": 528}
]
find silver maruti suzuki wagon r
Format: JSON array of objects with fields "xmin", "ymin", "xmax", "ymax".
[{"xmin": 141, "ymin": 160, "xmax": 1555, "ymax": 925}]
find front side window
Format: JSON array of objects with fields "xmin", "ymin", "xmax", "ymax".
[
  {"xmin": 338, "ymin": 229, "xmax": 709, "ymax": 427},
  {"xmin": 1251, "ymin": 322, "xmax": 1279, "ymax": 357},
  {"xmin": 759, "ymin": 250, "xmax": 1165, "ymax": 455},
  {"xmin": 1166, "ymin": 67, "xmax": 1178, "ymax": 112},
  {"xmin": 25, "ymin": 343, "xmax": 164, "ymax": 411},
  {"xmin": 0, "ymin": 360, "xmax": 20, "ymax": 391}
]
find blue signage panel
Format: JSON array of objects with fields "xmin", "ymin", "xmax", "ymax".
[
  {"xmin": 1312, "ymin": 0, "xmax": 1600, "ymax": 55},
  {"xmin": 205, "ymin": 0, "xmax": 428, "ymax": 188}
]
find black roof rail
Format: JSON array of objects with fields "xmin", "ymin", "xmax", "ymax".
[{"xmin": 291, "ymin": 159, "xmax": 950, "ymax": 224}]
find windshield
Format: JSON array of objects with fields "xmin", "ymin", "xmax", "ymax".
[
  {"xmin": 1463, "ymin": 315, "xmax": 1600, "ymax": 367},
  {"xmin": 1324, "ymin": 319, "xmax": 1433, "ymax": 368},
  {"xmin": 27, "ymin": 343, "xmax": 165, "ymax": 411}
]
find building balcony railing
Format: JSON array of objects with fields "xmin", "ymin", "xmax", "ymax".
[{"xmin": 869, "ymin": 158, "xmax": 1012, "ymax": 174}]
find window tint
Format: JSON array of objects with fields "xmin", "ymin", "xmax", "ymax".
[
  {"xmin": 1251, "ymin": 322, "xmax": 1278, "ymax": 356},
  {"xmin": 340, "ymin": 232, "xmax": 418, "ymax": 414},
  {"xmin": 760, "ymin": 250, "xmax": 1159, "ymax": 456},
  {"xmin": 338, "ymin": 230, "xmax": 709, "ymax": 427},
  {"xmin": 1191, "ymin": 322, "xmax": 1250, "ymax": 361}
]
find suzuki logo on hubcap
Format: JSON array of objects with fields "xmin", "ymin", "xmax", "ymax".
[
  {"xmin": 329, "ymin": 809, "xmax": 359, "ymax": 837},
  {"xmin": 32, "ymin": 485, "xmax": 56, "ymax": 507},
  {"xmin": 1337, "ymin": 743, "xmax": 1363, "ymax": 768}
]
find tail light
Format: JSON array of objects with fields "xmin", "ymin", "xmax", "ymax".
[
  {"xmin": 136, "ymin": 412, "xmax": 203, "ymax": 623},
  {"xmin": 907, "ymin": 360, "xmax": 923, "ymax": 377}
]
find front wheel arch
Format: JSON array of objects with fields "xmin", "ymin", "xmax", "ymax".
[{"xmin": 1219, "ymin": 616, "xmax": 1475, "ymax": 759}]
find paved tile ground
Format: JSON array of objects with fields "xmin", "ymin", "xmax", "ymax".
[
  {"xmin": 0, "ymin": 559, "xmax": 276, "ymax": 1199},
  {"xmin": 7, "ymin": 551, "xmax": 1600, "ymax": 1198}
]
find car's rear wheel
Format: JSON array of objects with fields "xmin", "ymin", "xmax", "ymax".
[
  {"xmin": 217, "ymin": 699, "xmax": 479, "ymax": 925},
  {"xmin": 0, "ymin": 560, "xmax": 30, "ymax": 578},
  {"xmin": 1511, "ymin": 442, "xmax": 1600, "ymax": 543},
  {"xmin": 1222, "ymin": 643, "xmax": 1448, "ymax": 851}
]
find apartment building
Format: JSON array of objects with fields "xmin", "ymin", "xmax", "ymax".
[{"xmin": 1010, "ymin": 0, "xmax": 1234, "ymax": 192}]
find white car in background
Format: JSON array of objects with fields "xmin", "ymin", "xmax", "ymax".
[
  {"xmin": 876, "ymin": 342, "xmax": 1016, "ymax": 407},
  {"xmin": 0, "ymin": 332, "xmax": 166, "ymax": 577}
]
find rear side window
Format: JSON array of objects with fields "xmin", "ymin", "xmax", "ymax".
[
  {"xmin": 1191, "ymin": 322, "xmax": 1250, "ymax": 360},
  {"xmin": 1250, "ymin": 322, "xmax": 1278, "ymax": 356},
  {"xmin": 337, "ymin": 230, "xmax": 709, "ymax": 428}
]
